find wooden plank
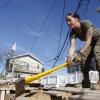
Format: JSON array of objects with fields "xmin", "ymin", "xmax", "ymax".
[
  {"xmin": 43, "ymin": 91, "xmax": 61, "ymax": 97},
  {"xmin": 69, "ymin": 94, "xmax": 100, "ymax": 100},
  {"xmin": 51, "ymin": 87, "xmax": 100, "ymax": 94},
  {"xmin": 0, "ymin": 90, "xmax": 5, "ymax": 100}
]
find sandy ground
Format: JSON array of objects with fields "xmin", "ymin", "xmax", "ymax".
[
  {"xmin": 16, "ymin": 89, "xmax": 72, "ymax": 100},
  {"xmin": 2, "ymin": 87, "xmax": 100, "ymax": 100},
  {"xmin": 16, "ymin": 90, "xmax": 50, "ymax": 100}
]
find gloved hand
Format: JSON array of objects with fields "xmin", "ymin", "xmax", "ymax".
[
  {"xmin": 73, "ymin": 52, "xmax": 82, "ymax": 63},
  {"xmin": 65, "ymin": 56, "xmax": 72, "ymax": 65}
]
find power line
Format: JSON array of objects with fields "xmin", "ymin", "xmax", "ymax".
[
  {"xmin": 75, "ymin": 0, "xmax": 83, "ymax": 14},
  {"xmin": 30, "ymin": 0, "xmax": 57, "ymax": 51},
  {"xmin": 52, "ymin": 0, "xmax": 66, "ymax": 67},
  {"xmin": 57, "ymin": 0, "xmax": 66, "ymax": 57},
  {"xmin": 83, "ymin": 0, "xmax": 90, "ymax": 17},
  {"xmin": 52, "ymin": 0, "xmax": 90, "ymax": 67},
  {"xmin": 0, "ymin": 0, "xmax": 14, "ymax": 11},
  {"xmin": 45, "ymin": 57, "xmax": 57, "ymax": 63},
  {"xmin": 79, "ymin": 0, "xmax": 90, "ymax": 18},
  {"xmin": 59, "ymin": 33, "xmax": 70, "ymax": 60},
  {"xmin": 52, "ymin": 29, "xmax": 70, "ymax": 67},
  {"xmin": 52, "ymin": 0, "xmax": 83, "ymax": 67}
]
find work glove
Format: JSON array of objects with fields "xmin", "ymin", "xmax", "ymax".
[
  {"xmin": 73, "ymin": 51, "xmax": 82, "ymax": 63},
  {"xmin": 65, "ymin": 56, "xmax": 72, "ymax": 66}
]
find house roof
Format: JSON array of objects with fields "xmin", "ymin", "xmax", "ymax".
[{"xmin": 10, "ymin": 53, "xmax": 44, "ymax": 64}]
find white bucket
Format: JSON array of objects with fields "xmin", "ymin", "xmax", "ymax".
[
  {"xmin": 68, "ymin": 73, "xmax": 76, "ymax": 84},
  {"xmin": 89, "ymin": 70, "xmax": 99, "ymax": 83},
  {"xmin": 75, "ymin": 71, "xmax": 83, "ymax": 83}
]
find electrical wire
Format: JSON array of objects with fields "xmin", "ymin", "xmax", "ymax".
[
  {"xmin": 30, "ymin": 0, "xmax": 57, "ymax": 51},
  {"xmin": 0, "ymin": 0, "xmax": 15, "ymax": 75},
  {"xmin": 75, "ymin": 0, "xmax": 83, "ymax": 14},
  {"xmin": 57, "ymin": 0, "xmax": 66, "ymax": 55},
  {"xmin": 45, "ymin": 57, "xmax": 57, "ymax": 63},
  {"xmin": 80, "ymin": 0, "xmax": 90, "ymax": 18},
  {"xmin": 0, "ymin": 0, "xmax": 14, "ymax": 11},
  {"xmin": 52, "ymin": 0, "xmax": 82, "ymax": 67},
  {"xmin": 52, "ymin": 0, "xmax": 66, "ymax": 67},
  {"xmin": 52, "ymin": 0, "xmax": 90, "ymax": 67},
  {"xmin": 52, "ymin": 29, "xmax": 70, "ymax": 67}
]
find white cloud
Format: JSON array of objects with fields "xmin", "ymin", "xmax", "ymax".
[{"xmin": 22, "ymin": 24, "xmax": 42, "ymax": 37}]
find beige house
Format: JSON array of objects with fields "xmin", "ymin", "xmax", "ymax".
[{"xmin": 6, "ymin": 53, "xmax": 44, "ymax": 82}]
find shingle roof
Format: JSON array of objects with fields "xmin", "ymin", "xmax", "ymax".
[{"xmin": 10, "ymin": 53, "xmax": 44, "ymax": 64}]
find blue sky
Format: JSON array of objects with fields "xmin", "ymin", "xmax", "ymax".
[{"xmin": 0, "ymin": 0, "xmax": 100, "ymax": 75}]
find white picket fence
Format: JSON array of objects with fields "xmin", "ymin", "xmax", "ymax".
[{"xmin": 41, "ymin": 71, "xmax": 99, "ymax": 88}]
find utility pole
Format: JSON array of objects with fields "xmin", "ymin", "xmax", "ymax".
[
  {"xmin": 5, "ymin": 42, "xmax": 17, "ymax": 81},
  {"xmin": 10, "ymin": 42, "xmax": 16, "ymax": 83}
]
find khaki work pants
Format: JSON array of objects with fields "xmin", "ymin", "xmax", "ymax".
[{"xmin": 80, "ymin": 34, "xmax": 100, "ymax": 88}]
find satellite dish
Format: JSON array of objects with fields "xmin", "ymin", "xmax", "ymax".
[{"xmin": 11, "ymin": 42, "xmax": 16, "ymax": 52}]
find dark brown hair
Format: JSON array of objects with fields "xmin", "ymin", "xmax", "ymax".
[{"xmin": 66, "ymin": 12, "xmax": 80, "ymax": 21}]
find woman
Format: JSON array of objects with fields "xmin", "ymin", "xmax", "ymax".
[{"xmin": 66, "ymin": 12, "xmax": 100, "ymax": 89}]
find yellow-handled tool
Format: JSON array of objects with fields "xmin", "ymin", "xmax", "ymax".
[{"xmin": 15, "ymin": 61, "xmax": 70, "ymax": 96}]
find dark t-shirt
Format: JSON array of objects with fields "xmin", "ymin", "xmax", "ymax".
[{"xmin": 70, "ymin": 20, "xmax": 100, "ymax": 41}]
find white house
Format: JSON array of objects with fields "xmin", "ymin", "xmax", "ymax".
[{"xmin": 6, "ymin": 53, "xmax": 44, "ymax": 84}]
